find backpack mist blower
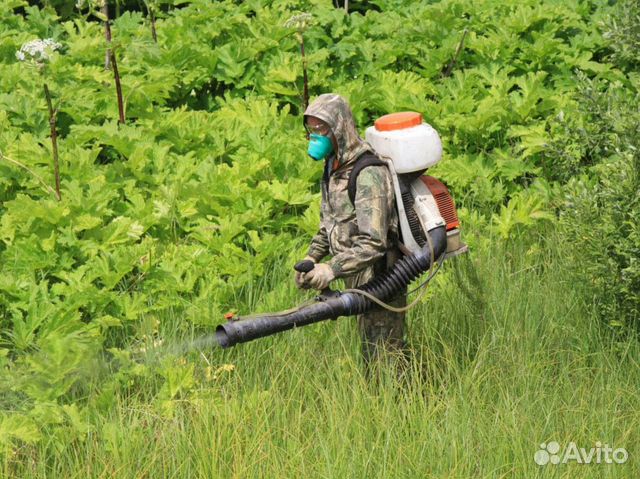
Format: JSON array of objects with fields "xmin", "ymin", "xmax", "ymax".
[{"xmin": 216, "ymin": 112, "xmax": 467, "ymax": 348}]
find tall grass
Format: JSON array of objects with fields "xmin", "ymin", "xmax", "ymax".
[{"xmin": 6, "ymin": 227, "xmax": 640, "ymax": 478}]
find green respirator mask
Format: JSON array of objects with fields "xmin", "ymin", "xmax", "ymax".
[{"xmin": 307, "ymin": 134, "xmax": 334, "ymax": 161}]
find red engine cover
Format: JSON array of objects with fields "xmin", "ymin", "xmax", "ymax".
[{"xmin": 420, "ymin": 176, "xmax": 460, "ymax": 231}]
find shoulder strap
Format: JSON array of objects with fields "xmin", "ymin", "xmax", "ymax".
[{"xmin": 347, "ymin": 153, "xmax": 387, "ymax": 205}]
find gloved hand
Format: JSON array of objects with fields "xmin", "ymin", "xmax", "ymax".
[
  {"xmin": 305, "ymin": 263, "xmax": 335, "ymax": 290},
  {"xmin": 294, "ymin": 256, "xmax": 316, "ymax": 289}
]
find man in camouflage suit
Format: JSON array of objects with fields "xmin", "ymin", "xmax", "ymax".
[{"xmin": 296, "ymin": 93, "xmax": 408, "ymax": 372}]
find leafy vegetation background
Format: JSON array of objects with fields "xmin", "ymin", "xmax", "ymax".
[{"xmin": 0, "ymin": 0, "xmax": 639, "ymax": 476}]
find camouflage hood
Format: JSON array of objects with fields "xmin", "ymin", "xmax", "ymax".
[{"xmin": 303, "ymin": 93, "xmax": 373, "ymax": 169}]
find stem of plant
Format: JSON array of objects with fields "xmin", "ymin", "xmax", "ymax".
[
  {"xmin": 0, "ymin": 150, "xmax": 58, "ymax": 198},
  {"xmin": 300, "ymin": 35, "xmax": 309, "ymax": 112},
  {"xmin": 110, "ymin": 49, "xmax": 126, "ymax": 124},
  {"xmin": 43, "ymin": 83, "xmax": 61, "ymax": 201},
  {"xmin": 103, "ymin": 1, "xmax": 111, "ymax": 69},
  {"xmin": 102, "ymin": 3, "xmax": 125, "ymax": 123},
  {"xmin": 150, "ymin": 7, "xmax": 158, "ymax": 43},
  {"xmin": 443, "ymin": 28, "xmax": 468, "ymax": 78}
]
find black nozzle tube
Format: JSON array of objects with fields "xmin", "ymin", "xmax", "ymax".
[
  {"xmin": 216, "ymin": 226, "xmax": 447, "ymax": 348},
  {"xmin": 216, "ymin": 299, "xmax": 347, "ymax": 348}
]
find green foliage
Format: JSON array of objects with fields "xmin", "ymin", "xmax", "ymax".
[
  {"xmin": 541, "ymin": 71, "xmax": 638, "ymax": 182},
  {"xmin": 4, "ymin": 228, "xmax": 640, "ymax": 478},
  {"xmin": 603, "ymin": 0, "xmax": 640, "ymax": 71},
  {"xmin": 0, "ymin": 0, "xmax": 632, "ymax": 451},
  {"xmin": 559, "ymin": 73, "xmax": 640, "ymax": 327},
  {"xmin": 551, "ymin": 1, "xmax": 640, "ymax": 327}
]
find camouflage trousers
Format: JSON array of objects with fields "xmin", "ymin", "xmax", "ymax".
[{"xmin": 344, "ymin": 248, "xmax": 409, "ymax": 377}]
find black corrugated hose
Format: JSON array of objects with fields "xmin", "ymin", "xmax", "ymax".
[{"xmin": 215, "ymin": 226, "xmax": 447, "ymax": 348}]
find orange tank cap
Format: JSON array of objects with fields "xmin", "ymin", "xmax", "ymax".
[{"xmin": 374, "ymin": 112, "xmax": 423, "ymax": 131}]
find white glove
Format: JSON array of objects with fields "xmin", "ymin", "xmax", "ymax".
[{"xmin": 305, "ymin": 263, "xmax": 335, "ymax": 290}]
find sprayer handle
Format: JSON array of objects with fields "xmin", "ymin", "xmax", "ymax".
[{"xmin": 294, "ymin": 259, "xmax": 315, "ymax": 273}]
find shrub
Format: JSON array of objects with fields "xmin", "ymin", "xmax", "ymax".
[{"xmin": 559, "ymin": 0, "xmax": 640, "ymax": 327}]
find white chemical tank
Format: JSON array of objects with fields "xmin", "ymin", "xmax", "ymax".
[{"xmin": 365, "ymin": 112, "xmax": 442, "ymax": 173}]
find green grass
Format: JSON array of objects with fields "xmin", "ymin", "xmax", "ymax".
[{"xmin": 5, "ymin": 228, "xmax": 640, "ymax": 478}]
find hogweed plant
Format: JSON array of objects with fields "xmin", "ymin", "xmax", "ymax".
[
  {"xmin": 284, "ymin": 13, "xmax": 313, "ymax": 112},
  {"xmin": 143, "ymin": 0, "xmax": 159, "ymax": 43},
  {"xmin": 16, "ymin": 38, "xmax": 63, "ymax": 200},
  {"xmin": 77, "ymin": 0, "xmax": 126, "ymax": 123},
  {"xmin": 76, "ymin": 0, "xmax": 110, "ymax": 68}
]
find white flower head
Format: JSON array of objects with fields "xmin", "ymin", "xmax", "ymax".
[
  {"xmin": 16, "ymin": 38, "xmax": 61, "ymax": 66},
  {"xmin": 284, "ymin": 13, "xmax": 313, "ymax": 32},
  {"xmin": 75, "ymin": 0, "xmax": 105, "ymax": 10}
]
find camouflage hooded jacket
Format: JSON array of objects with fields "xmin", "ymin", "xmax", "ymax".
[{"xmin": 303, "ymin": 94, "xmax": 399, "ymax": 278}]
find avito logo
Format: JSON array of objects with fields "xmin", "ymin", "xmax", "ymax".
[{"xmin": 535, "ymin": 441, "xmax": 628, "ymax": 465}]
